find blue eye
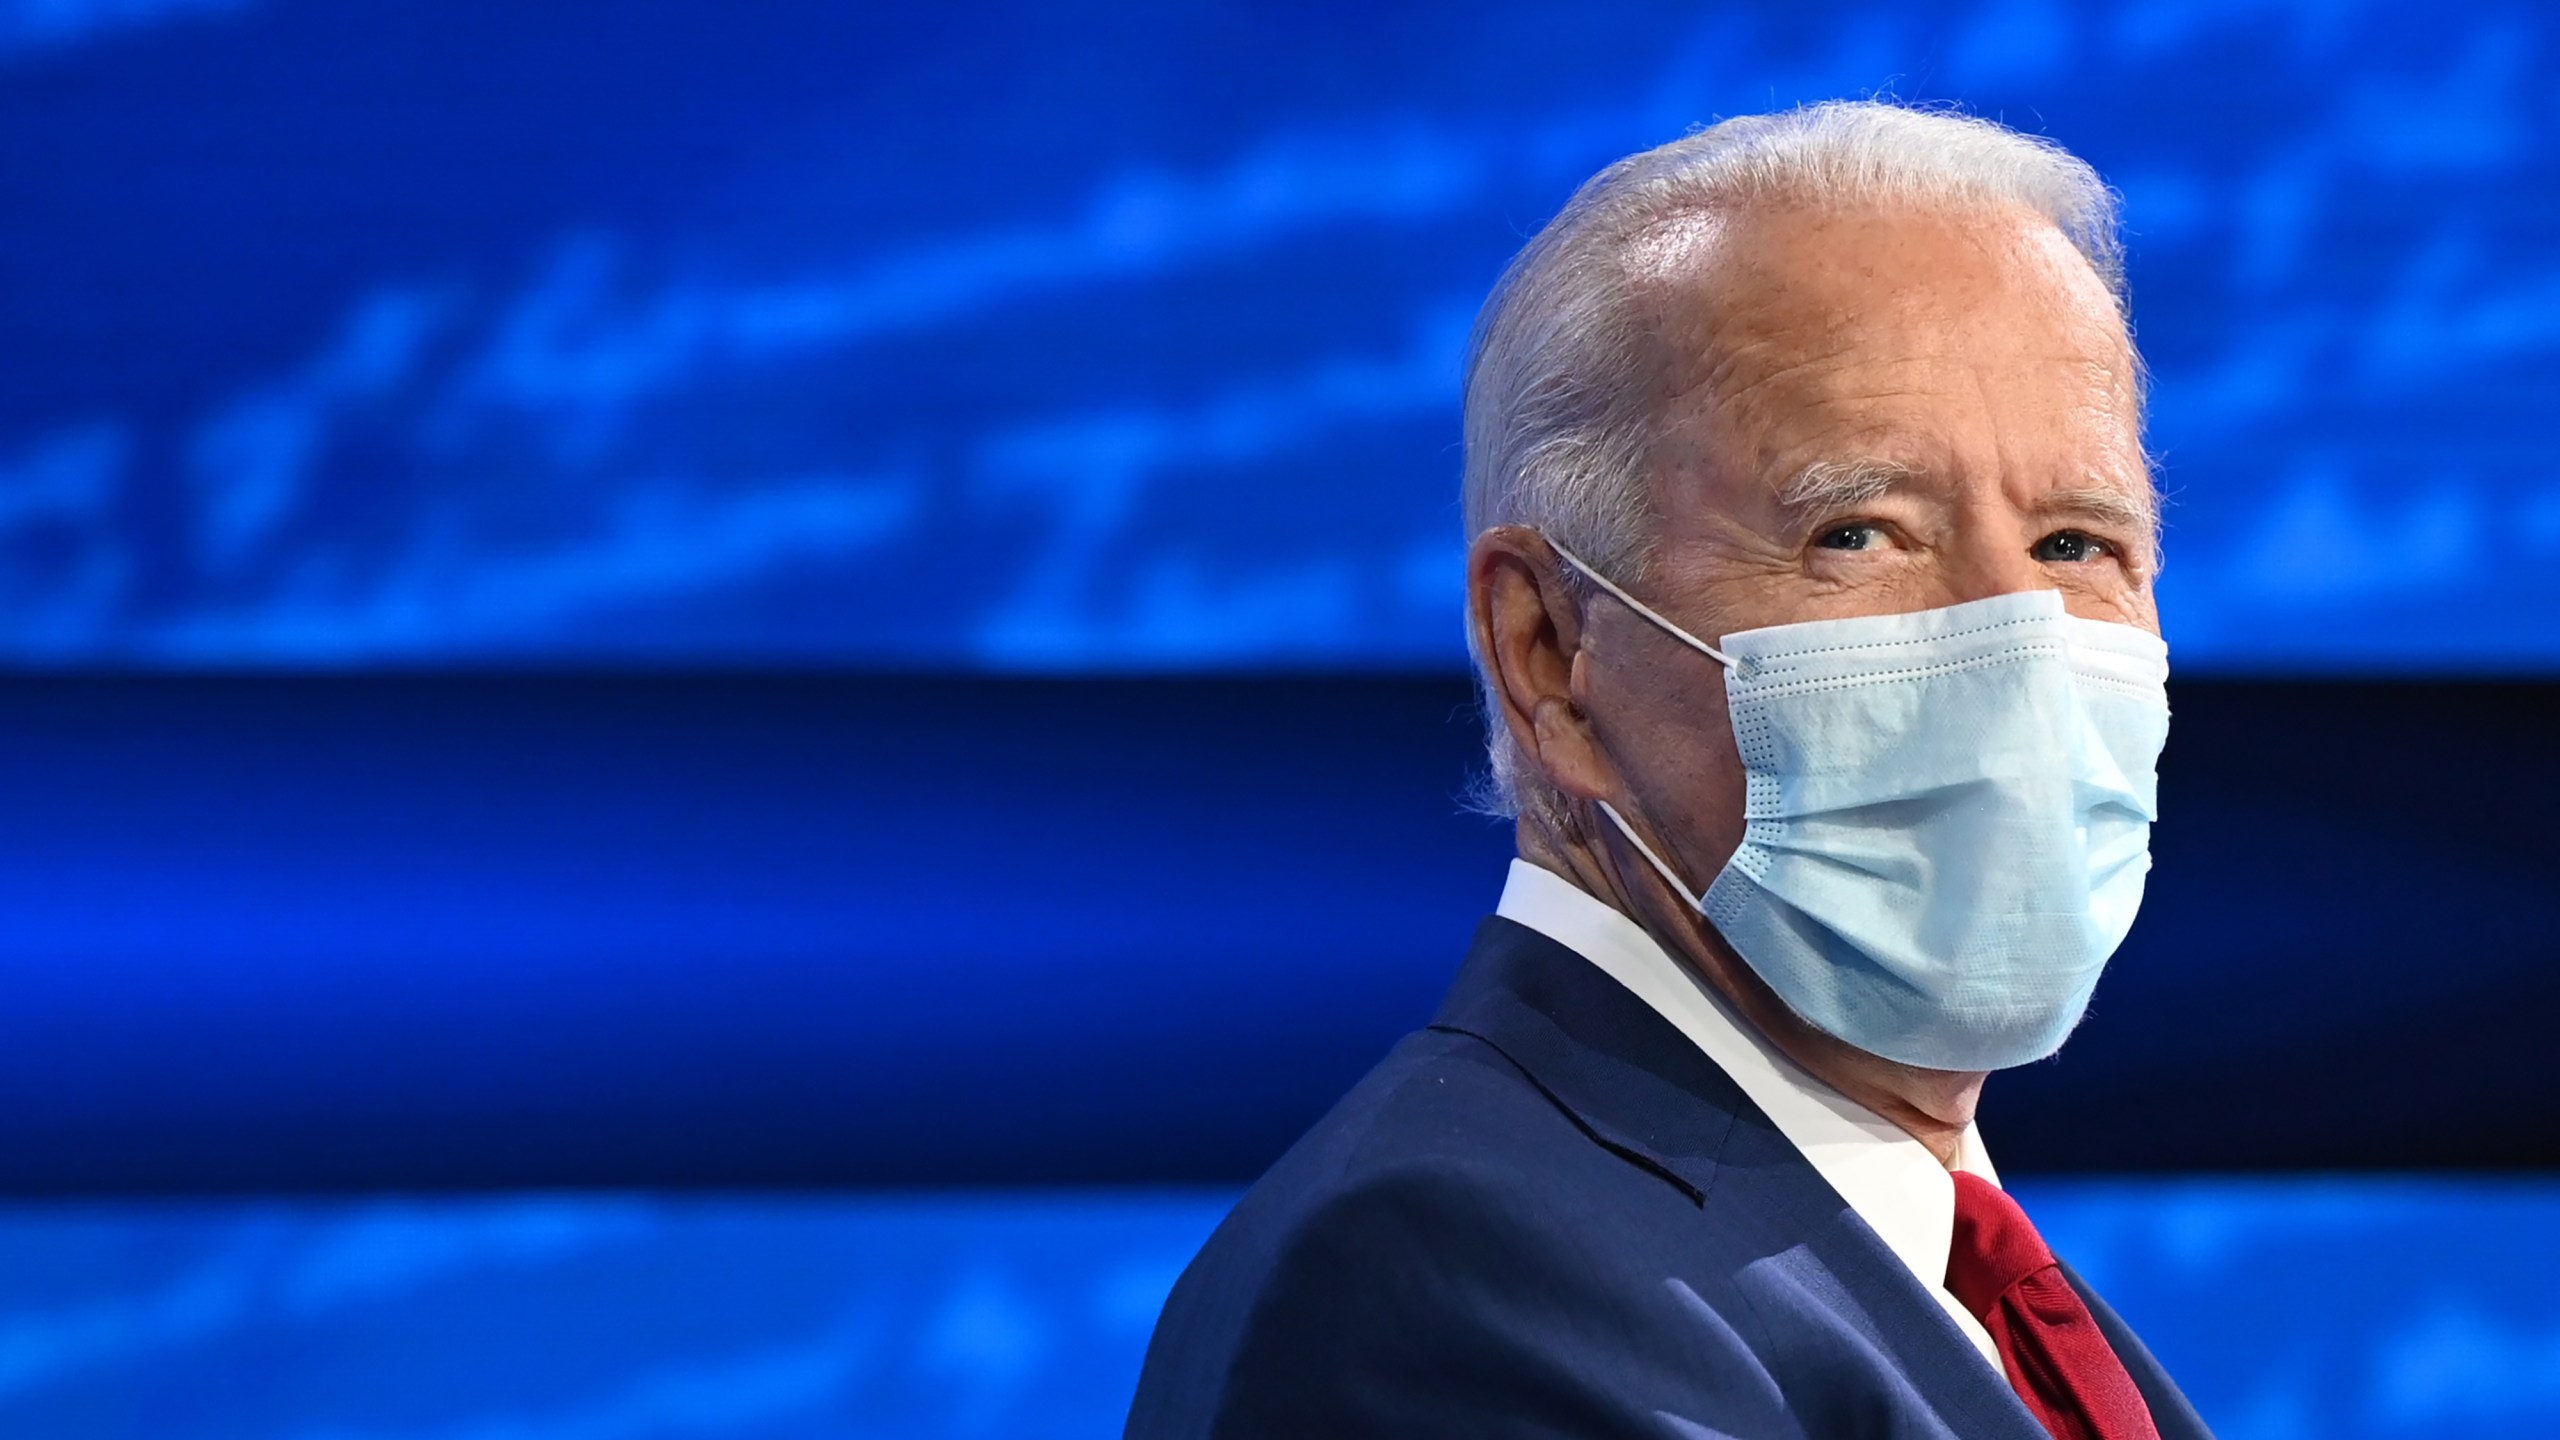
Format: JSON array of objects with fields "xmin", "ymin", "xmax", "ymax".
[
  {"xmin": 1816, "ymin": 523, "xmax": 1885, "ymax": 551},
  {"xmin": 2033, "ymin": 530, "xmax": 2112, "ymax": 563}
]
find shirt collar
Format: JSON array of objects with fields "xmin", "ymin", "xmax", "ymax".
[{"xmin": 1492, "ymin": 858, "xmax": 1999, "ymax": 1309}]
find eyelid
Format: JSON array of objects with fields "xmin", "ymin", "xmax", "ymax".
[
  {"xmin": 1801, "ymin": 486, "xmax": 1936, "ymax": 540},
  {"xmin": 1811, "ymin": 512, "xmax": 1899, "ymax": 537},
  {"xmin": 2047, "ymin": 507, "xmax": 2153, "ymax": 548},
  {"xmin": 1811, "ymin": 517, "xmax": 1898, "ymax": 550},
  {"xmin": 2038, "ymin": 527, "xmax": 2148, "ymax": 575},
  {"xmin": 2050, "ymin": 525, "xmax": 2126, "ymax": 557}
]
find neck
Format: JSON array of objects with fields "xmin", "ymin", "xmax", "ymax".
[{"xmin": 1520, "ymin": 815, "xmax": 1987, "ymax": 1169}]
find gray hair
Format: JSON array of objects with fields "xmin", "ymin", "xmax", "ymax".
[{"xmin": 1461, "ymin": 100, "xmax": 2129, "ymax": 819}]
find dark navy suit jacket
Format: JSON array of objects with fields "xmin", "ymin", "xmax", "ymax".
[{"xmin": 1127, "ymin": 916, "xmax": 2213, "ymax": 1439}]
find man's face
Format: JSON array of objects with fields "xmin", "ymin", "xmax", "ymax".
[{"xmin": 1571, "ymin": 200, "xmax": 2156, "ymax": 883}]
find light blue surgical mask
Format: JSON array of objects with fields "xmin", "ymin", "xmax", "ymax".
[{"xmin": 1547, "ymin": 540, "xmax": 2171, "ymax": 1072}]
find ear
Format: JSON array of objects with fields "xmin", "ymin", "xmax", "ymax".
[{"xmin": 1468, "ymin": 526, "xmax": 1622, "ymax": 806}]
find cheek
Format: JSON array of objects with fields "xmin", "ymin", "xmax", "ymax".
[
  {"xmin": 2056, "ymin": 570, "xmax": 2159, "ymax": 632},
  {"xmin": 1588, "ymin": 647, "xmax": 1753, "ymax": 867},
  {"xmin": 2131, "ymin": 583, "xmax": 2163, "ymax": 637}
]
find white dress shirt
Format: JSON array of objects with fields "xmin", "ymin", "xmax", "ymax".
[{"xmin": 1494, "ymin": 858, "xmax": 2006, "ymax": 1368}]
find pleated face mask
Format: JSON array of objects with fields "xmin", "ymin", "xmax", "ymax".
[{"xmin": 1547, "ymin": 539, "xmax": 2171, "ymax": 1072}]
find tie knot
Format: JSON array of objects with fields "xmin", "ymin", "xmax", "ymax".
[{"xmin": 1946, "ymin": 1172, "xmax": 2058, "ymax": 1321}]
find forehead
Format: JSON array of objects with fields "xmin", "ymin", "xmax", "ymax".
[{"xmin": 1637, "ymin": 201, "xmax": 2146, "ymax": 497}]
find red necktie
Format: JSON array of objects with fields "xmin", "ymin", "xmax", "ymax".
[{"xmin": 1945, "ymin": 1173, "xmax": 2161, "ymax": 1440}]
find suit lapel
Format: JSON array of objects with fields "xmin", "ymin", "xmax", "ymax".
[
  {"xmin": 1431, "ymin": 917, "xmax": 2050, "ymax": 1439},
  {"xmin": 1430, "ymin": 916, "xmax": 1743, "ymax": 1203}
]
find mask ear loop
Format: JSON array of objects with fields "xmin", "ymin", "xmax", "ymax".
[
  {"xmin": 1543, "ymin": 538, "xmax": 1743, "ymax": 671},
  {"xmin": 1596, "ymin": 800, "xmax": 1712, "ymax": 915},
  {"xmin": 1538, "ymin": 534, "xmax": 1736, "ymax": 915}
]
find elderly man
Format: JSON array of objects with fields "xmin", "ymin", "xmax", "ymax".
[{"xmin": 1126, "ymin": 101, "xmax": 2210, "ymax": 1439}]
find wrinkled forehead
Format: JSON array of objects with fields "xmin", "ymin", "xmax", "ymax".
[{"xmin": 1622, "ymin": 198, "xmax": 2150, "ymax": 515}]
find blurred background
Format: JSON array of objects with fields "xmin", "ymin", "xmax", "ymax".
[{"xmin": 2, "ymin": 0, "xmax": 2557, "ymax": 1434}]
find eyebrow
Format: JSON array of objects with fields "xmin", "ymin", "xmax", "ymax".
[
  {"xmin": 2034, "ymin": 483, "xmax": 2159, "ymax": 538},
  {"xmin": 1776, "ymin": 458, "xmax": 2161, "ymax": 547},
  {"xmin": 1774, "ymin": 457, "xmax": 1916, "ymax": 519}
]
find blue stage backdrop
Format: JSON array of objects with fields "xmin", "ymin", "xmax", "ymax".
[
  {"xmin": 6, "ymin": 6, "xmax": 2560, "ymax": 1431},
  {"xmin": 0, "ymin": 1181, "xmax": 2555, "ymax": 1440},
  {"xmin": 3, "ymin": 0, "xmax": 2557, "ymax": 670}
]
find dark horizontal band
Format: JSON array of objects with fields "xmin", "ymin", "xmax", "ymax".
[{"xmin": 0, "ymin": 671, "xmax": 2548, "ymax": 1193}]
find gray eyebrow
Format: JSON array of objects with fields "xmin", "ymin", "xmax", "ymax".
[
  {"xmin": 1779, "ymin": 459, "xmax": 2160, "ymax": 536},
  {"xmin": 2036, "ymin": 482, "xmax": 2159, "ymax": 539},
  {"xmin": 1774, "ymin": 457, "xmax": 1919, "ymax": 519}
]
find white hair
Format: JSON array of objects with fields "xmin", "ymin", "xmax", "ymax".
[{"xmin": 1462, "ymin": 100, "xmax": 2129, "ymax": 820}]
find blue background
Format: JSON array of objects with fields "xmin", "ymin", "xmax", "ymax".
[
  {"xmin": 4, "ymin": 0, "xmax": 2557, "ymax": 668},
  {"xmin": 5, "ymin": 0, "xmax": 2560, "ymax": 1434},
  {"xmin": 1, "ymin": 1183, "xmax": 2556, "ymax": 1440}
]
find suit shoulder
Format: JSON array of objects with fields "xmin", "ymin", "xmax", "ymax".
[
  {"xmin": 1129, "ymin": 1128, "xmax": 1661, "ymax": 1438},
  {"xmin": 1173, "ymin": 1022, "xmax": 1714, "ymax": 1285},
  {"xmin": 1124, "ymin": 1028, "xmax": 1784, "ymax": 1438},
  {"xmin": 1262, "ymin": 1023, "xmax": 1608, "ymax": 1203}
]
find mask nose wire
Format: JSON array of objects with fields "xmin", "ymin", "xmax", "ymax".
[{"xmin": 1543, "ymin": 538, "xmax": 1742, "ymax": 671}]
